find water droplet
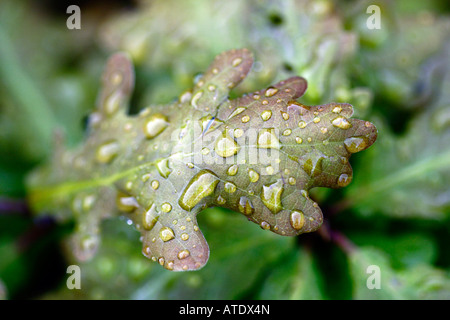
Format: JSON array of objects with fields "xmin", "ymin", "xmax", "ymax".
[
  {"xmin": 265, "ymin": 87, "xmax": 279, "ymax": 97},
  {"xmin": 290, "ymin": 211, "xmax": 305, "ymax": 230},
  {"xmin": 265, "ymin": 165, "xmax": 275, "ymax": 175},
  {"xmin": 298, "ymin": 121, "xmax": 307, "ymax": 128},
  {"xmin": 303, "ymin": 156, "xmax": 324, "ymax": 177},
  {"xmin": 158, "ymin": 257, "xmax": 165, "ymax": 265},
  {"xmin": 216, "ymin": 195, "xmax": 226, "ymax": 205},
  {"xmin": 96, "ymin": 140, "xmax": 120, "ymax": 164},
  {"xmin": 125, "ymin": 181, "xmax": 133, "ymax": 191},
  {"xmin": 261, "ymin": 179, "xmax": 284, "ymax": 214},
  {"xmin": 151, "ymin": 180, "xmax": 160, "ymax": 190},
  {"xmin": 257, "ymin": 128, "xmax": 281, "ymax": 149},
  {"xmin": 337, "ymin": 173, "xmax": 352, "ymax": 187},
  {"xmin": 82, "ymin": 195, "xmax": 96, "ymax": 211},
  {"xmin": 241, "ymin": 115, "xmax": 250, "ymax": 123},
  {"xmin": 208, "ymin": 84, "xmax": 216, "ymax": 92},
  {"xmin": 179, "ymin": 170, "xmax": 219, "ymax": 211},
  {"xmin": 200, "ymin": 115, "xmax": 224, "ymax": 135},
  {"xmin": 260, "ymin": 221, "xmax": 271, "ymax": 230},
  {"xmin": 142, "ymin": 203, "xmax": 159, "ymax": 230},
  {"xmin": 161, "ymin": 202, "xmax": 172, "ymax": 213},
  {"xmin": 248, "ymin": 169, "xmax": 260, "ymax": 183},
  {"xmin": 224, "ymin": 182, "xmax": 237, "ymax": 193},
  {"xmin": 187, "ymin": 162, "xmax": 194, "ymax": 169},
  {"xmin": 282, "ymin": 129, "xmax": 292, "ymax": 136},
  {"xmin": 104, "ymin": 92, "xmax": 121, "ymax": 115},
  {"xmin": 332, "ymin": 105, "xmax": 342, "ymax": 113},
  {"xmin": 260, "ymin": 110, "xmax": 272, "ymax": 121},
  {"xmin": 234, "ymin": 128, "xmax": 244, "ymax": 138},
  {"xmin": 201, "ymin": 147, "xmax": 210, "ymax": 155},
  {"xmin": 159, "ymin": 227, "xmax": 175, "ymax": 242},
  {"xmin": 344, "ymin": 136, "xmax": 369, "ymax": 153},
  {"xmin": 320, "ymin": 127, "xmax": 328, "ymax": 134},
  {"xmin": 313, "ymin": 117, "xmax": 321, "ymax": 123},
  {"xmin": 215, "ymin": 131, "xmax": 240, "ymax": 158},
  {"xmin": 179, "ymin": 90, "xmax": 192, "ymax": 103},
  {"xmin": 281, "ymin": 112, "xmax": 289, "ymax": 120},
  {"xmin": 191, "ymin": 90, "xmax": 203, "ymax": 108},
  {"xmin": 295, "ymin": 137, "xmax": 303, "ymax": 144},
  {"xmin": 116, "ymin": 192, "xmax": 139, "ymax": 212},
  {"xmin": 178, "ymin": 249, "xmax": 190, "ymax": 260},
  {"xmin": 227, "ymin": 164, "xmax": 238, "ymax": 176},
  {"xmin": 227, "ymin": 107, "xmax": 246, "ymax": 120},
  {"xmin": 262, "ymin": 100, "xmax": 269, "ymax": 105},
  {"xmin": 143, "ymin": 114, "xmax": 168, "ymax": 138},
  {"xmin": 180, "ymin": 233, "xmax": 189, "ymax": 241},
  {"xmin": 238, "ymin": 197, "xmax": 254, "ymax": 215},
  {"xmin": 288, "ymin": 101, "xmax": 310, "ymax": 115},
  {"xmin": 155, "ymin": 158, "xmax": 172, "ymax": 178},
  {"xmin": 288, "ymin": 177, "xmax": 296, "ymax": 185},
  {"xmin": 331, "ymin": 116, "xmax": 352, "ymax": 130},
  {"xmin": 165, "ymin": 261, "xmax": 174, "ymax": 270},
  {"xmin": 232, "ymin": 57, "xmax": 243, "ymax": 67}
]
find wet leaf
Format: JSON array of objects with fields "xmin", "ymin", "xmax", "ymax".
[{"xmin": 26, "ymin": 49, "xmax": 377, "ymax": 271}]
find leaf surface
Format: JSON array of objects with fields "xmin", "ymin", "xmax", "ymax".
[{"xmin": 27, "ymin": 49, "xmax": 377, "ymax": 271}]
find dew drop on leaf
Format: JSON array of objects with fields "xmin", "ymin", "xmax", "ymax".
[
  {"xmin": 261, "ymin": 179, "xmax": 284, "ymax": 214},
  {"xmin": 265, "ymin": 87, "xmax": 279, "ymax": 97},
  {"xmin": 143, "ymin": 114, "xmax": 169, "ymax": 138},
  {"xmin": 331, "ymin": 116, "xmax": 352, "ymax": 130},
  {"xmin": 238, "ymin": 197, "xmax": 254, "ymax": 215},
  {"xmin": 248, "ymin": 169, "xmax": 260, "ymax": 183},
  {"xmin": 159, "ymin": 227, "xmax": 175, "ymax": 242},
  {"xmin": 215, "ymin": 131, "xmax": 240, "ymax": 158},
  {"xmin": 96, "ymin": 140, "xmax": 120, "ymax": 164},
  {"xmin": 344, "ymin": 136, "xmax": 369, "ymax": 153},
  {"xmin": 257, "ymin": 128, "xmax": 281, "ymax": 149},
  {"xmin": 155, "ymin": 158, "xmax": 172, "ymax": 178},
  {"xmin": 260, "ymin": 110, "xmax": 272, "ymax": 121},
  {"xmin": 177, "ymin": 249, "xmax": 190, "ymax": 260},
  {"xmin": 337, "ymin": 173, "xmax": 352, "ymax": 187},
  {"xmin": 142, "ymin": 203, "xmax": 159, "ymax": 230},
  {"xmin": 178, "ymin": 170, "xmax": 219, "ymax": 211},
  {"xmin": 290, "ymin": 210, "xmax": 305, "ymax": 230},
  {"xmin": 303, "ymin": 156, "xmax": 324, "ymax": 177},
  {"xmin": 227, "ymin": 164, "xmax": 238, "ymax": 176},
  {"xmin": 224, "ymin": 182, "xmax": 237, "ymax": 193}
]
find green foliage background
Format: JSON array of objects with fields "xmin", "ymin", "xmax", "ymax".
[{"xmin": 0, "ymin": 0, "xmax": 449, "ymax": 299}]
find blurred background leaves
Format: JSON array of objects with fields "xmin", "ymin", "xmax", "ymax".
[{"xmin": 0, "ymin": 0, "xmax": 449, "ymax": 299}]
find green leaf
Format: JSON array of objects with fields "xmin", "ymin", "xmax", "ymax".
[
  {"xmin": 257, "ymin": 247, "xmax": 325, "ymax": 300},
  {"xmin": 51, "ymin": 208, "xmax": 294, "ymax": 299},
  {"xmin": 349, "ymin": 247, "xmax": 450, "ymax": 299},
  {"xmin": 349, "ymin": 232, "xmax": 437, "ymax": 269},
  {"xmin": 26, "ymin": 49, "xmax": 377, "ymax": 271},
  {"xmin": 344, "ymin": 62, "xmax": 450, "ymax": 219}
]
